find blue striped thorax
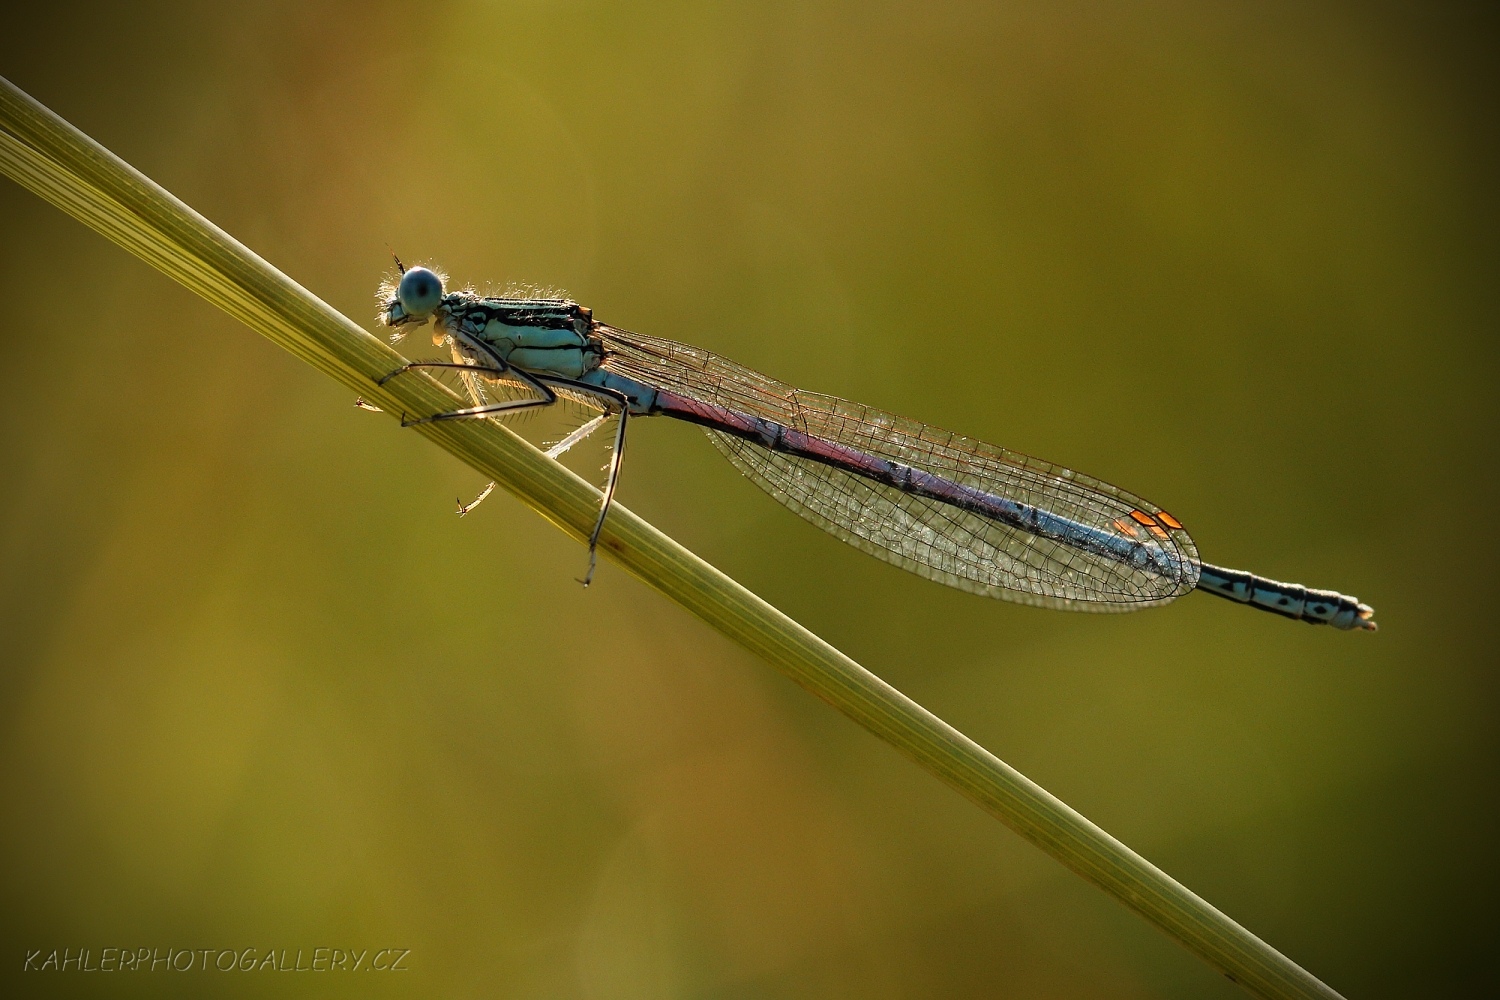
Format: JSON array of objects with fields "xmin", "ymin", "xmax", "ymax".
[{"xmin": 439, "ymin": 295, "xmax": 602, "ymax": 380}]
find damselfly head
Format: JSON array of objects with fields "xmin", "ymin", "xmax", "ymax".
[
  {"xmin": 378, "ymin": 264, "xmax": 447, "ymax": 331},
  {"xmin": 397, "ymin": 266, "xmax": 444, "ymax": 318}
]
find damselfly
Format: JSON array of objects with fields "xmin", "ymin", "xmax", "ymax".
[{"xmin": 372, "ymin": 264, "xmax": 1376, "ymax": 632}]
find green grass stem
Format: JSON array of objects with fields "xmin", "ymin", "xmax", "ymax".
[{"xmin": 0, "ymin": 75, "xmax": 1342, "ymax": 1000}]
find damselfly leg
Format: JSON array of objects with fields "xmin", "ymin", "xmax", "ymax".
[
  {"xmin": 377, "ymin": 360, "xmax": 561, "ymax": 427},
  {"xmin": 536, "ymin": 376, "xmax": 631, "ymax": 586},
  {"xmin": 378, "ymin": 357, "xmax": 633, "ymax": 584},
  {"xmin": 459, "ymin": 410, "xmax": 616, "ymax": 515}
]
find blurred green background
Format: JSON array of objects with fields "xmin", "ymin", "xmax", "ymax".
[{"xmin": 2, "ymin": 2, "xmax": 1496, "ymax": 997}]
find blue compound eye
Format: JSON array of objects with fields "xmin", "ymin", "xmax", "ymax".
[{"xmin": 397, "ymin": 267, "xmax": 444, "ymax": 318}]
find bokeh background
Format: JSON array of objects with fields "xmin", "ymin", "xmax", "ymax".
[{"xmin": 2, "ymin": 2, "xmax": 1496, "ymax": 997}]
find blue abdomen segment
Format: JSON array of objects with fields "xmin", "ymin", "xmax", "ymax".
[
  {"xmin": 578, "ymin": 369, "xmax": 661, "ymax": 415},
  {"xmin": 1196, "ymin": 563, "xmax": 1376, "ymax": 630}
]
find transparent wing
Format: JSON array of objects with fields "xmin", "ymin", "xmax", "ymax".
[{"xmin": 598, "ymin": 325, "xmax": 1199, "ymax": 611}]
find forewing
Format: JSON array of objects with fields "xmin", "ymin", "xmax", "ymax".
[{"xmin": 598, "ymin": 326, "xmax": 1199, "ymax": 610}]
